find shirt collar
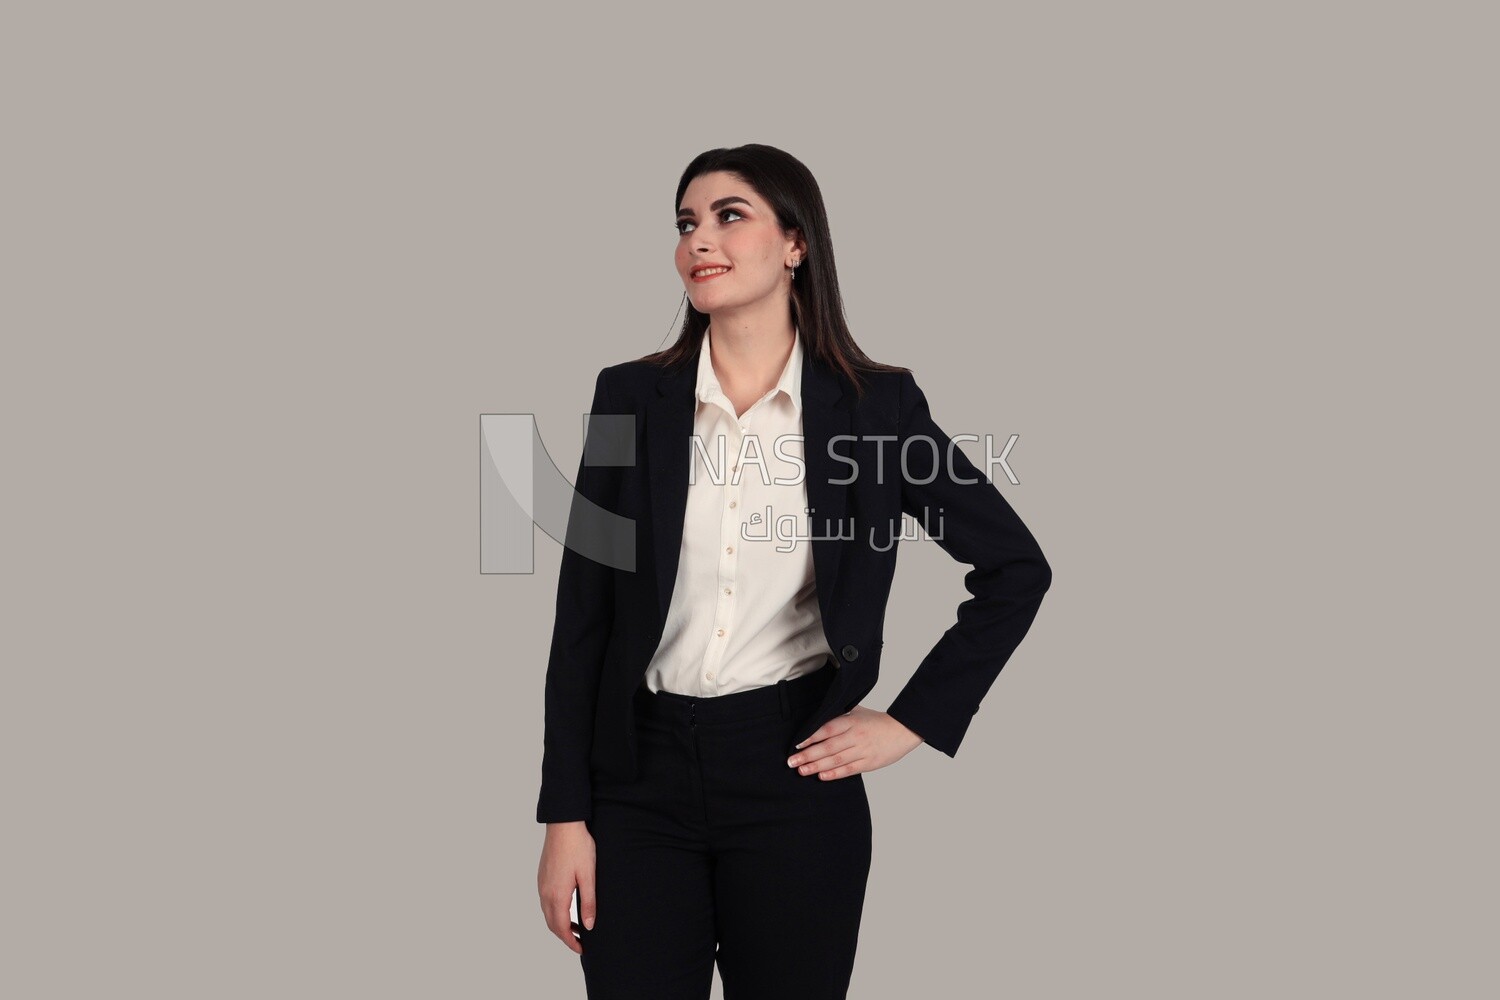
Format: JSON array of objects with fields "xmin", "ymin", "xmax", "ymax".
[{"xmin": 695, "ymin": 324, "xmax": 804, "ymax": 416}]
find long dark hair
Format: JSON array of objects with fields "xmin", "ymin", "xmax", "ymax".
[{"xmin": 634, "ymin": 144, "xmax": 907, "ymax": 400}]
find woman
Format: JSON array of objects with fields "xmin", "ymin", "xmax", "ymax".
[{"xmin": 536, "ymin": 144, "xmax": 1053, "ymax": 999}]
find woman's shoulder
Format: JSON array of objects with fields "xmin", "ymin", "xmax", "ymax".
[
  {"xmin": 845, "ymin": 360, "xmax": 913, "ymax": 423},
  {"xmin": 594, "ymin": 357, "xmax": 671, "ymax": 401}
]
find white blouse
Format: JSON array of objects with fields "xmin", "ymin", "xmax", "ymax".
[{"xmin": 642, "ymin": 325, "xmax": 836, "ymax": 697}]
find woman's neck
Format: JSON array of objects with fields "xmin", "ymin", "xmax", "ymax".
[{"xmin": 708, "ymin": 317, "xmax": 796, "ymax": 405}]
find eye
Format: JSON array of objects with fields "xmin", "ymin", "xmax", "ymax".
[{"xmin": 675, "ymin": 207, "xmax": 745, "ymax": 235}]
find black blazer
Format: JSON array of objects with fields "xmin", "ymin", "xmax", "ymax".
[{"xmin": 537, "ymin": 342, "xmax": 1053, "ymax": 823}]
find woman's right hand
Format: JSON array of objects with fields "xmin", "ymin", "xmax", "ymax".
[{"xmin": 537, "ymin": 821, "xmax": 597, "ymax": 954}]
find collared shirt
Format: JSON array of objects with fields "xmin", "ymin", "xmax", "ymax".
[{"xmin": 642, "ymin": 325, "xmax": 836, "ymax": 697}]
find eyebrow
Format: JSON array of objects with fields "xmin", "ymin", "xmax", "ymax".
[{"xmin": 676, "ymin": 196, "xmax": 752, "ymax": 220}]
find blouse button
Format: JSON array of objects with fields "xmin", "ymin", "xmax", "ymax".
[{"xmin": 716, "ymin": 628, "xmax": 726, "ymax": 637}]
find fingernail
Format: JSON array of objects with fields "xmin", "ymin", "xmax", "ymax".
[
  {"xmin": 795, "ymin": 741, "xmax": 804, "ymax": 749},
  {"xmin": 584, "ymin": 916, "xmax": 594, "ymax": 930},
  {"xmin": 786, "ymin": 757, "xmax": 797, "ymax": 767}
]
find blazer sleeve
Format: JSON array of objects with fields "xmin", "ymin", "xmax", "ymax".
[
  {"xmin": 883, "ymin": 368, "xmax": 1053, "ymax": 758},
  {"xmin": 536, "ymin": 367, "xmax": 620, "ymax": 824}
]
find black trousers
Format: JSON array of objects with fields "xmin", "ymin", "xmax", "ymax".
[{"xmin": 578, "ymin": 660, "xmax": 873, "ymax": 999}]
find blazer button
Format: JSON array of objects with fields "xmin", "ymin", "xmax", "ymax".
[{"xmin": 840, "ymin": 644, "xmax": 859, "ymax": 662}]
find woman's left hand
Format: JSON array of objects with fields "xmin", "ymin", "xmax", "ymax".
[{"xmin": 786, "ymin": 706, "xmax": 924, "ymax": 779}]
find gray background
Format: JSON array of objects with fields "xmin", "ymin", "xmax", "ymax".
[{"xmin": 4, "ymin": 2, "xmax": 1493, "ymax": 997}]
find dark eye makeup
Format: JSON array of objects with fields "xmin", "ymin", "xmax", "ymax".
[{"xmin": 674, "ymin": 207, "xmax": 745, "ymax": 234}]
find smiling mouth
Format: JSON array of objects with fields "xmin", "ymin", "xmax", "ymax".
[{"xmin": 691, "ymin": 266, "xmax": 731, "ymax": 281}]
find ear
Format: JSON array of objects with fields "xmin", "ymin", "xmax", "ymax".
[{"xmin": 786, "ymin": 227, "xmax": 808, "ymax": 264}]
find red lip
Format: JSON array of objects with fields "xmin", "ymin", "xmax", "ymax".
[{"xmin": 690, "ymin": 264, "xmax": 732, "ymax": 281}]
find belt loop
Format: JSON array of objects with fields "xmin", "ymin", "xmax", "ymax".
[{"xmin": 778, "ymin": 677, "xmax": 791, "ymax": 718}]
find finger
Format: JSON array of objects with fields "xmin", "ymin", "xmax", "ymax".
[
  {"xmin": 819, "ymin": 756, "xmax": 869, "ymax": 779},
  {"xmin": 578, "ymin": 866, "xmax": 597, "ymax": 932},
  {"xmin": 794, "ymin": 716, "xmax": 849, "ymax": 748},
  {"xmin": 547, "ymin": 893, "xmax": 583, "ymax": 954},
  {"xmin": 791, "ymin": 733, "xmax": 859, "ymax": 771},
  {"xmin": 793, "ymin": 726, "xmax": 823, "ymax": 750}
]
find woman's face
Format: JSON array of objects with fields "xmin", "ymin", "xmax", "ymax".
[{"xmin": 675, "ymin": 171, "xmax": 799, "ymax": 317}]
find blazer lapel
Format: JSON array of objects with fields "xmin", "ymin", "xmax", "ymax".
[
  {"xmin": 646, "ymin": 360, "xmax": 696, "ymax": 627},
  {"xmin": 799, "ymin": 343, "xmax": 851, "ymax": 627},
  {"xmin": 645, "ymin": 339, "xmax": 851, "ymax": 633}
]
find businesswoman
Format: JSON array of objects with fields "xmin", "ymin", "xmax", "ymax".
[{"xmin": 536, "ymin": 144, "xmax": 1053, "ymax": 1000}]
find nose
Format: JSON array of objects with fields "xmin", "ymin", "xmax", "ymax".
[{"xmin": 683, "ymin": 244, "xmax": 714, "ymax": 275}]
